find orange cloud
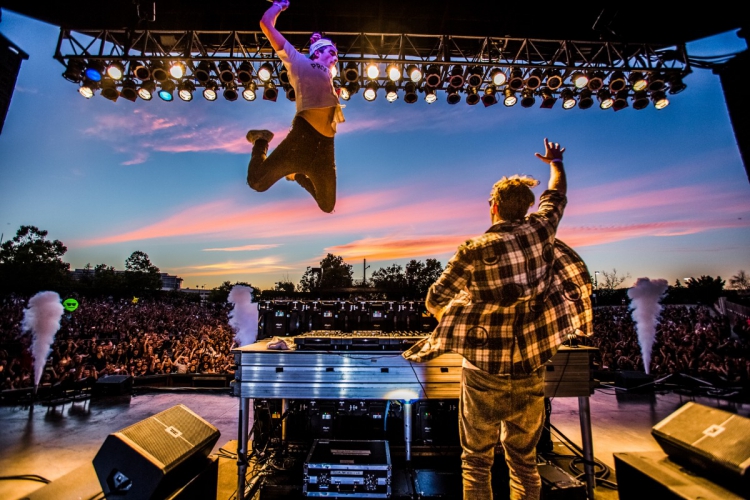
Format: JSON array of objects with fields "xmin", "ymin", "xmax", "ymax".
[{"xmin": 203, "ymin": 244, "xmax": 282, "ymax": 252}]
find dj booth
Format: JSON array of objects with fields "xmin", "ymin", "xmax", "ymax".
[{"xmin": 233, "ymin": 336, "xmax": 597, "ymax": 498}]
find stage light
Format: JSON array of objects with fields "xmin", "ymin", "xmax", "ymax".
[
  {"xmin": 224, "ymin": 84, "xmax": 239, "ymax": 101},
  {"xmin": 120, "ymin": 80, "xmax": 138, "ymax": 102},
  {"xmin": 237, "ymin": 62, "xmax": 253, "ymax": 84},
  {"xmin": 667, "ymin": 74, "xmax": 687, "ymax": 94},
  {"xmin": 278, "ymin": 67, "xmax": 291, "ymax": 86},
  {"xmin": 597, "ymin": 88, "xmax": 613, "ymax": 109},
  {"xmin": 258, "ymin": 63, "xmax": 273, "ymax": 82},
  {"xmin": 406, "ymin": 65, "xmax": 422, "ymax": 83},
  {"xmin": 540, "ymin": 87, "xmax": 556, "ymax": 109},
  {"xmin": 545, "ymin": 69, "xmax": 563, "ymax": 90},
  {"xmin": 525, "ymin": 69, "xmax": 543, "ymax": 90},
  {"xmin": 283, "ymin": 84, "xmax": 295, "ymax": 101},
  {"xmin": 363, "ymin": 81, "xmax": 378, "ymax": 101},
  {"xmin": 242, "ymin": 82, "xmax": 257, "ymax": 101},
  {"xmin": 158, "ymin": 80, "xmax": 175, "ymax": 101},
  {"xmin": 366, "ymin": 62, "xmax": 379, "ymax": 79},
  {"xmin": 587, "ymin": 71, "xmax": 604, "ymax": 91},
  {"xmin": 560, "ymin": 88, "xmax": 576, "ymax": 109},
  {"xmin": 508, "ymin": 68, "xmax": 524, "ymax": 91},
  {"xmin": 424, "ymin": 87, "xmax": 437, "ymax": 104},
  {"xmin": 133, "ymin": 61, "xmax": 151, "ymax": 81},
  {"xmin": 608, "ymin": 71, "xmax": 627, "ymax": 92},
  {"xmin": 345, "ymin": 82, "xmax": 360, "ymax": 98},
  {"xmin": 84, "ymin": 61, "xmax": 105, "ymax": 82},
  {"xmin": 404, "ymin": 82, "xmax": 418, "ymax": 103},
  {"xmin": 79, "ymin": 80, "xmax": 96, "ymax": 99},
  {"xmin": 150, "ymin": 61, "xmax": 168, "ymax": 82},
  {"xmin": 203, "ymin": 80, "xmax": 218, "ymax": 101},
  {"xmin": 629, "ymin": 71, "xmax": 648, "ymax": 91},
  {"xmin": 178, "ymin": 80, "xmax": 195, "ymax": 101},
  {"xmin": 106, "ymin": 62, "xmax": 125, "ymax": 80},
  {"xmin": 138, "ymin": 80, "xmax": 155, "ymax": 100},
  {"xmin": 467, "ymin": 67, "xmax": 483, "ymax": 88},
  {"xmin": 448, "ymin": 65, "xmax": 464, "ymax": 88},
  {"xmin": 387, "ymin": 64, "xmax": 401, "ymax": 82},
  {"xmin": 466, "ymin": 86, "xmax": 480, "ymax": 105},
  {"xmin": 648, "ymin": 73, "xmax": 665, "ymax": 92},
  {"xmin": 343, "ymin": 62, "xmax": 359, "ymax": 82},
  {"xmin": 338, "ymin": 83, "xmax": 350, "ymax": 101},
  {"xmin": 651, "ymin": 90, "xmax": 669, "ymax": 109},
  {"xmin": 100, "ymin": 79, "xmax": 119, "ymax": 101},
  {"xmin": 520, "ymin": 89, "xmax": 535, "ymax": 108},
  {"xmin": 578, "ymin": 89, "xmax": 593, "ymax": 109},
  {"xmin": 570, "ymin": 71, "xmax": 588, "ymax": 89},
  {"xmin": 194, "ymin": 61, "xmax": 212, "ymax": 83},
  {"xmin": 503, "ymin": 88, "xmax": 517, "ymax": 106},
  {"xmin": 425, "ymin": 65, "xmax": 441, "ymax": 87},
  {"xmin": 490, "ymin": 68, "xmax": 507, "ymax": 86},
  {"xmin": 169, "ymin": 61, "xmax": 186, "ymax": 79},
  {"xmin": 446, "ymin": 86, "xmax": 461, "ymax": 105},
  {"xmin": 612, "ymin": 90, "xmax": 629, "ymax": 111},
  {"xmin": 385, "ymin": 82, "xmax": 398, "ymax": 102},
  {"xmin": 62, "ymin": 60, "xmax": 85, "ymax": 83},
  {"xmin": 218, "ymin": 61, "xmax": 235, "ymax": 84},
  {"xmin": 482, "ymin": 85, "xmax": 498, "ymax": 107},
  {"xmin": 263, "ymin": 82, "xmax": 278, "ymax": 101},
  {"xmin": 632, "ymin": 90, "xmax": 649, "ymax": 110}
]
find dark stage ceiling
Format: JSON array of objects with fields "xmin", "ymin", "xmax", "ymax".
[{"xmin": 0, "ymin": 1, "xmax": 745, "ymax": 47}]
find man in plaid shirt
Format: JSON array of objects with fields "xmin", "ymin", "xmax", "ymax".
[{"xmin": 403, "ymin": 138, "xmax": 592, "ymax": 500}]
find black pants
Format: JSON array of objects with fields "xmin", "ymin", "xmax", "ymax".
[{"xmin": 246, "ymin": 115, "xmax": 337, "ymax": 213}]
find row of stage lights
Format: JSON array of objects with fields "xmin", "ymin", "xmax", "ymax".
[{"xmin": 64, "ymin": 58, "xmax": 686, "ymax": 111}]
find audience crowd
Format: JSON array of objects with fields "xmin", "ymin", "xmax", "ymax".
[
  {"xmin": 591, "ymin": 304, "xmax": 750, "ymax": 384},
  {"xmin": 2, "ymin": 296, "xmax": 749, "ymax": 392},
  {"xmin": 0, "ymin": 295, "xmax": 236, "ymax": 391}
]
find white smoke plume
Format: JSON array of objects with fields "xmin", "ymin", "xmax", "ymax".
[
  {"xmin": 21, "ymin": 291, "xmax": 65, "ymax": 387},
  {"xmin": 627, "ymin": 278, "xmax": 669, "ymax": 374},
  {"xmin": 228, "ymin": 285, "xmax": 258, "ymax": 347}
]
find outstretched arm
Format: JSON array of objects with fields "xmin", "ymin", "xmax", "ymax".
[
  {"xmin": 260, "ymin": 0, "xmax": 290, "ymax": 53},
  {"xmin": 534, "ymin": 138, "xmax": 567, "ymax": 195}
]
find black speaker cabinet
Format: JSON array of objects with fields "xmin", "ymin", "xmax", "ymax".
[
  {"xmin": 651, "ymin": 401, "xmax": 750, "ymax": 494},
  {"xmin": 93, "ymin": 374, "xmax": 133, "ymax": 397},
  {"xmin": 93, "ymin": 404, "xmax": 220, "ymax": 499}
]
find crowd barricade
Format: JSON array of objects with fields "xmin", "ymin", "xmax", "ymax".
[{"xmin": 130, "ymin": 373, "xmax": 233, "ymax": 388}]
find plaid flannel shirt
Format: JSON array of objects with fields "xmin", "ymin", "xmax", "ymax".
[{"xmin": 402, "ymin": 190, "xmax": 593, "ymax": 375}]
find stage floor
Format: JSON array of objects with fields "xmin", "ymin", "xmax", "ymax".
[{"xmin": 1, "ymin": 387, "xmax": 747, "ymax": 500}]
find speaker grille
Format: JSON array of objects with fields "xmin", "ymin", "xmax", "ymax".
[{"xmin": 118, "ymin": 405, "xmax": 219, "ymax": 472}]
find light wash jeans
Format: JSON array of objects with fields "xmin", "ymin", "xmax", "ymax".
[{"xmin": 459, "ymin": 366, "xmax": 545, "ymax": 500}]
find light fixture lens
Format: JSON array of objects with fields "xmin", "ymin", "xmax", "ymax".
[
  {"xmin": 258, "ymin": 63, "xmax": 273, "ymax": 82},
  {"xmin": 106, "ymin": 62, "xmax": 124, "ymax": 80},
  {"xmin": 79, "ymin": 84, "xmax": 95, "ymax": 99},
  {"xmin": 652, "ymin": 91, "xmax": 669, "ymax": 109},
  {"xmin": 339, "ymin": 86, "xmax": 350, "ymax": 101},
  {"xmin": 366, "ymin": 63, "xmax": 379, "ymax": 79},
  {"xmin": 169, "ymin": 61, "xmax": 186, "ymax": 79},
  {"xmin": 85, "ymin": 64, "xmax": 103, "ymax": 82},
  {"xmin": 387, "ymin": 65, "xmax": 401, "ymax": 81},
  {"xmin": 407, "ymin": 65, "xmax": 422, "ymax": 83},
  {"xmin": 425, "ymin": 89, "xmax": 437, "ymax": 104},
  {"xmin": 364, "ymin": 82, "xmax": 377, "ymax": 101},
  {"xmin": 571, "ymin": 72, "xmax": 588, "ymax": 89},
  {"xmin": 491, "ymin": 69, "xmax": 507, "ymax": 86},
  {"xmin": 503, "ymin": 89, "xmax": 517, "ymax": 107}
]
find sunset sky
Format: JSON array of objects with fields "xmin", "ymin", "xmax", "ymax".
[{"xmin": 1, "ymin": 10, "xmax": 748, "ymax": 291}]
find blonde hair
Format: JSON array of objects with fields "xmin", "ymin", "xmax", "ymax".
[{"xmin": 490, "ymin": 175, "xmax": 539, "ymax": 221}]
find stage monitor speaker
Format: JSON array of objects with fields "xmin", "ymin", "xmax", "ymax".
[
  {"xmin": 92, "ymin": 404, "xmax": 220, "ymax": 499},
  {"xmin": 651, "ymin": 402, "xmax": 750, "ymax": 493},
  {"xmin": 93, "ymin": 374, "xmax": 133, "ymax": 397},
  {"xmin": 614, "ymin": 370, "xmax": 654, "ymax": 390}
]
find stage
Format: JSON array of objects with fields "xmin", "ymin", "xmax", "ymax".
[{"xmin": 0, "ymin": 387, "xmax": 748, "ymax": 499}]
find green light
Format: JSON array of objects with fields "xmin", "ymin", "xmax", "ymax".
[{"xmin": 63, "ymin": 298, "xmax": 79, "ymax": 312}]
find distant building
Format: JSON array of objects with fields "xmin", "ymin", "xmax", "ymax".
[{"xmin": 69, "ymin": 269, "xmax": 183, "ymax": 291}]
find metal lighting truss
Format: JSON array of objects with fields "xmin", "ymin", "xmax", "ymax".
[{"xmin": 55, "ymin": 28, "xmax": 691, "ymax": 102}]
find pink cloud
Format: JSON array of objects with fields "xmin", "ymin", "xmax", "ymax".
[
  {"xmin": 203, "ymin": 244, "xmax": 281, "ymax": 252},
  {"xmin": 325, "ymin": 234, "xmax": 469, "ymax": 261}
]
